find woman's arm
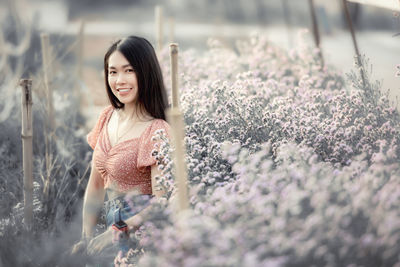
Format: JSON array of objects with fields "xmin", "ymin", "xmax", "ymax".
[
  {"xmin": 150, "ymin": 164, "xmax": 167, "ymax": 198},
  {"xmin": 85, "ymin": 164, "xmax": 164, "ymax": 255},
  {"xmin": 71, "ymin": 159, "xmax": 105, "ymax": 255},
  {"xmin": 82, "ymin": 160, "xmax": 105, "ymax": 239},
  {"xmin": 124, "ymin": 164, "xmax": 166, "ymax": 229}
]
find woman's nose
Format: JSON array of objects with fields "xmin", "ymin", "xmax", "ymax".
[{"xmin": 116, "ymin": 73, "xmax": 126, "ymax": 84}]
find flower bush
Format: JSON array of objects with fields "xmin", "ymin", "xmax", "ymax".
[
  {"xmin": 122, "ymin": 141, "xmax": 400, "ymax": 266},
  {"xmin": 117, "ymin": 31, "xmax": 400, "ymax": 266}
]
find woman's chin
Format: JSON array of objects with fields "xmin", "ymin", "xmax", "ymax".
[{"xmin": 117, "ymin": 98, "xmax": 136, "ymax": 106}]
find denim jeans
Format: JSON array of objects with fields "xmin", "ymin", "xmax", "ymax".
[{"xmin": 87, "ymin": 194, "xmax": 153, "ymax": 267}]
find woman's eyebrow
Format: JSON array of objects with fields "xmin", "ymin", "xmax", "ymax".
[{"xmin": 108, "ymin": 64, "xmax": 132, "ymax": 69}]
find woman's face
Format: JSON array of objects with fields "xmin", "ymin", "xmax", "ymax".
[{"xmin": 107, "ymin": 50, "xmax": 138, "ymax": 106}]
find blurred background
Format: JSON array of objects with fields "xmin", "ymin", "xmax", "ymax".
[{"xmin": 1, "ymin": 0, "xmax": 399, "ymax": 120}]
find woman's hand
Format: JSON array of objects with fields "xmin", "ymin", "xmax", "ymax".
[
  {"xmin": 126, "ymin": 214, "xmax": 143, "ymax": 233},
  {"xmin": 86, "ymin": 229, "xmax": 113, "ymax": 256},
  {"xmin": 70, "ymin": 239, "xmax": 87, "ymax": 256}
]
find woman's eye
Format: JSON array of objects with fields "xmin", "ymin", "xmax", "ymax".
[
  {"xmin": 127, "ymin": 69, "xmax": 134, "ymax": 73},
  {"xmin": 109, "ymin": 71, "xmax": 116, "ymax": 75}
]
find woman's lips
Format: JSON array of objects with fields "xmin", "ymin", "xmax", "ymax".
[{"xmin": 117, "ymin": 88, "xmax": 132, "ymax": 96}]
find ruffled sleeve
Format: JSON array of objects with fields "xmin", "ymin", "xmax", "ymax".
[
  {"xmin": 137, "ymin": 119, "xmax": 171, "ymax": 172},
  {"xmin": 87, "ymin": 105, "xmax": 113, "ymax": 150}
]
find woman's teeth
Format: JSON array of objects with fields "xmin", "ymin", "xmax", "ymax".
[{"xmin": 119, "ymin": 89, "xmax": 130, "ymax": 92}]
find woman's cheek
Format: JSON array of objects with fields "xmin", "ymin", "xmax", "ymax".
[{"xmin": 108, "ymin": 77, "xmax": 115, "ymax": 88}]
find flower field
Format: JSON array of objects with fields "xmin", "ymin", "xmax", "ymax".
[
  {"xmin": 112, "ymin": 33, "xmax": 400, "ymax": 266},
  {"xmin": 1, "ymin": 14, "xmax": 399, "ymax": 266}
]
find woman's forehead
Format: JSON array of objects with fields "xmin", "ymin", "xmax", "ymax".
[{"xmin": 108, "ymin": 51, "xmax": 131, "ymax": 68}]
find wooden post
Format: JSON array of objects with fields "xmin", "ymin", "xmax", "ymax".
[
  {"xmin": 341, "ymin": 0, "xmax": 366, "ymax": 87},
  {"xmin": 20, "ymin": 79, "xmax": 33, "ymax": 230},
  {"xmin": 168, "ymin": 17, "xmax": 175, "ymax": 44},
  {"xmin": 281, "ymin": 0, "xmax": 293, "ymax": 48},
  {"xmin": 167, "ymin": 42, "xmax": 189, "ymax": 212},
  {"xmin": 170, "ymin": 43, "xmax": 179, "ymax": 108},
  {"xmin": 166, "ymin": 107, "xmax": 189, "ymax": 212},
  {"xmin": 40, "ymin": 33, "xmax": 55, "ymax": 207},
  {"xmin": 308, "ymin": 0, "xmax": 325, "ymax": 69},
  {"xmin": 155, "ymin": 5, "xmax": 163, "ymax": 53},
  {"xmin": 40, "ymin": 33, "xmax": 55, "ymax": 130}
]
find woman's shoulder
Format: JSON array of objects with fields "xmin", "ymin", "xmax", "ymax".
[
  {"xmin": 87, "ymin": 105, "xmax": 114, "ymax": 149},
  {"xmin": 99, "ymin": 105, "xmax": 114, "ymax": 118},
  {"xmin": 151, "ymin": 118, "xmax": 171, "ymax": 132},
  {"xmin": 94, "ymin": 105, "xmax": 114, "ymax": 125},
  {"xmin": 141, "ymin": 118, "xmax": 170, "ymax": 141}
]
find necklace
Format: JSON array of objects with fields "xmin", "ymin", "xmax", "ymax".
[{"xmin": 115, "ymin": 110, "xmax": 137, "ymax": 143}]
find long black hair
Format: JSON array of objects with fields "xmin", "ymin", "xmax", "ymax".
[{"xmin": 104, "ymin": 36, "xmax": 168, "ymax": 120}]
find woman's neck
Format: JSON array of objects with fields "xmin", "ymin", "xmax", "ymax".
[{"xmin": 119, "ymin": 103, "xmax": 152, "ymax": 122}]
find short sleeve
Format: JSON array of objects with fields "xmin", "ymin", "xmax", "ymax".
[
  {"xmin": 87, "ymin": 105, "xmax": 113, "ymax": 150},
  {"xmin": 137, "ymin": 119, "xmax": 171, "ymax": 172}
]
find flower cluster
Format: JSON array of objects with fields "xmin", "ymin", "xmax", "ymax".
[{"xmin": 129, "ymin": 142, "xmax": 400, "ymax": 266}]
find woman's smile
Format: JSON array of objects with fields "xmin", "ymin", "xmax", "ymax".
[{"xmin": 117, "ymin": 88, "xmax": 133, "ymax": 96}]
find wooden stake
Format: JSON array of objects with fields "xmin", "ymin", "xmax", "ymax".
[
  {"xmin": 308, "ymin": 0, "xmax": 325, "ymax": 69},
  {"xmin": 155, "ymin": 5, "xmax": 163, "ymax": 53},
  {"xmin": 281, "ymin": 0, "xmax": 293, "ymax": 48},
  {"xmin": 40, "ymin": 33, "xmax": 55, "ymax": 209},
  {"xmin": 167, "ymin": 41, "xmax": 188, "ymax": 212},
  {"xmin": 166, "ymin": 107, "xmax": 189, "ymax": 212},
  {"xmin": 341, "ymin": 0, "xmax": 366, "ymax": 87},
  {"xmin": 170, "ymin": 43, "xmax": 179, "ymax": 108},
  {"xmin": 20, "ymin": 79, "xmax": 33, "ymax": 230},
  {"xmin": 40, "ymin": 33, "xmax": 55, "ymax": 130}
]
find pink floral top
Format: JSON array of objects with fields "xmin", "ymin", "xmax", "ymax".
[{"xmin": 87, "ymin": 105, "xmax": 170, "ymax": 194}]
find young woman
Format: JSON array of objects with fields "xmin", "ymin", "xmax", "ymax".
[{"xmin": 72, "ymin": 36, "xmax": 170, "ymax": 259}]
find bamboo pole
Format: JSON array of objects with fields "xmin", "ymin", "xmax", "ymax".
[
  {"xmin": 341, "ymin": 0, "xmax": 366, "ymax": 87},
  {"xmin": 40, "ymin": 33, "xmax": 55, "ymax": 130},
  {"xmin": 40, "ymin": 33, "xmax": 54, "ymax": 209},
  {"xmin": 155, "ymin": 5, "xmax": 163, "ymax": 53},
  {"xmin": 170, "ymin": 43, "xmax": 179, "ymax": 108},
  {"xmin": 168, "ymin": 17, "xmax": 175, "ymax": 44},
  {"xmin": 20, "ymin": 79, "xmax": 33, "ymax": 230},
  {"xmin": 308, "ymin": 0, "xmax": 325, "ymax": 69},
  {"xmin": 166, "ymin": 107, "xmax": 189, "ymax": 212},
  {"xmin": 167, "ymin": 43, "xmax": 189, "ymax": 212},
  {"xmin": 281, "ymin": 0, "xmax": 293, "ymax": 48}
]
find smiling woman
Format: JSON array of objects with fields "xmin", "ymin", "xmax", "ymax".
[{"xmin": 71, "ymin": 36, "xmax": 171, "ymax": 265}]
